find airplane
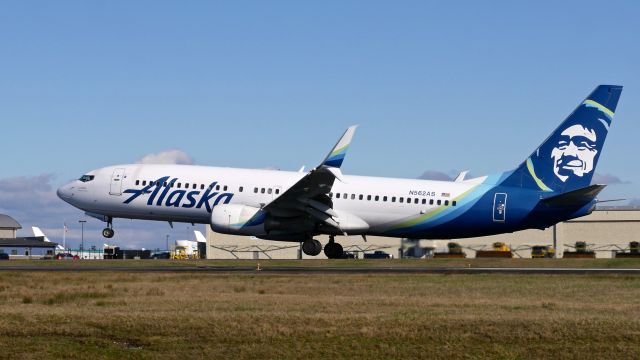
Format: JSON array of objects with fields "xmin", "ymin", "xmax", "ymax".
[
  {"xmin": 57, "ymin": 85, "xmax": 623, "ymax": 259},
  {"xmin": 32, "ymin": 227, "xmax": 65, "ymax": 251}
]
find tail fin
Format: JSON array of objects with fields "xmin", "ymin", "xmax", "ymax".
[
  {"xmin": 32, "ymin": 227, "xmax": 50, "ymax": 242},
  {"xmin": 194, "ymin": 230, "xmax": 207, "ymax": 243},
  {"xmin": 507, "ymin": 85, "xmax": 622, "ymax": 193}
]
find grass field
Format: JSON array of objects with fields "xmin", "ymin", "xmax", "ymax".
[
  {"xmin": 0, "ymin": 266, "xmax": 639, "ymax": 359},
  {"xmin": 2, "ymin": 258, "xmax": 640, "ymax": 268}
]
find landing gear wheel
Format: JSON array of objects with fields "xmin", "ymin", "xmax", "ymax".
[
  {"xmin": 324, "ymin": 242, "xmax": 344, "ymax": 259},
  {"xmin": 102, "ymin": 228, "xmax": 114, "ymax": 238},
  {"xmin": 302, "ymin": 239, "xmax": 322, "ymax": 256}
]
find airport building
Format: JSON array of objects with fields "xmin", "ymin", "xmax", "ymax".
[
  {"xmin": 205, "ymin": 208, "xmax": 640, "ymax": 259},
  {"xmin": 0, "ymin": 214, "xmax": 59, "ymax": 258}
]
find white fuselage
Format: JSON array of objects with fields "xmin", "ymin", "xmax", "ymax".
[{"xmin": 57, "ymin": 164, "xmax": 484, "ymax": 237}]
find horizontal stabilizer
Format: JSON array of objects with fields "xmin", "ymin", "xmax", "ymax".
[{"xmin": 541, "ymin": 184, "xmax": 606, "ymax": 207}]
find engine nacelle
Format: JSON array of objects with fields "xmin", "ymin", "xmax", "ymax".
[{"xmin": 210, "ymin": 204, "xmax": 267, "ymax": 236}]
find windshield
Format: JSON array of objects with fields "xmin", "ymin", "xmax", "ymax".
[{"xmin": 79, "ymin": 175, "xmax": 95, "ymax": 182}]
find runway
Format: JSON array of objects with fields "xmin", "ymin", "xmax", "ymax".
[{"xmin": 1, "ymin": 265, "xmax": 640, "ymax": 274}]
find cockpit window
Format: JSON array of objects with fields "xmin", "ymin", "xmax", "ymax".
[{"xmin": 79, "ymin": 175, "xmax": 95, "ymax": 182}]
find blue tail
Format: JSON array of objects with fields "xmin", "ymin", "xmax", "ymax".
[{"xmin": 505, "ymin": 85, "xmax": 623, "ymax": 193}]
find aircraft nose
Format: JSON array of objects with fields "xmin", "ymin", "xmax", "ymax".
[{"xmin": 57, "ymin": 184, "xmax": 73, "ymax": 201}]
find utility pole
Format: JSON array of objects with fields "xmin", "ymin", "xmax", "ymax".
[
  {"xmin": 166, "ymin": 234, "xmax": 169, "ymax": 251},
  {"xmin": 79, "ymin": 220, "xmax": 87, "ymax": 259}
]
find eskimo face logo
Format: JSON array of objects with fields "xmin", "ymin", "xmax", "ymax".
[{"xmin": 550, "ymin": 124, "xmax": 598, "ymax": 182}]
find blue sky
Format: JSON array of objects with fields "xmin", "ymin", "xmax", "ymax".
[{"xmin": 1, "ymin": 1, "xmax": 638, "ymax": 249}]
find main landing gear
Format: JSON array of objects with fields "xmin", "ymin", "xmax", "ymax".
[
  {"xmin": 301, "ymin": 236, "xmax": 344, "ymax": 259},
  {"xmin": 102, "ymin": 217, "xmax": 115, "ymax": 238},
  {"xmin": 302, "ymin": 239, "xmax": 322, "ymax": 256},
  {"xmin": 324, "ymin": 236, "xmax": 344, "ymax": 259}
]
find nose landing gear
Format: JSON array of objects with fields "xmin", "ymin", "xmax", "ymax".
[{"xmin": 102, "ymin": 217, "xmax": 115, "ymax": 238}]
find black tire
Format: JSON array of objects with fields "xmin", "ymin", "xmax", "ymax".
[
  {"xmin": 324, "ymin": 242, "xmax": 344, "ymax": 259},
  {"xmin": 102, "ymin": 228, "xmax": 114, "ymax": 238},
  {"xmin": 302, "ymin": 239, "xmax": 322, "ymax": 256}
]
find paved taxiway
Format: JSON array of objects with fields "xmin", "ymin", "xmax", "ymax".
[{"xmin": 1, "ymin": 265, "xmax": 639, "ymax": 274}]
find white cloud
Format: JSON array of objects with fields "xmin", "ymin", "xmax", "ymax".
[{"xmin": 137, "ymin": 149, "xmax": 194, "ymax": 165}]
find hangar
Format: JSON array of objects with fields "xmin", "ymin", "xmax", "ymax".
[
  {"xmin": 204, "ymin": 207, "xmax": 640, "ymax": 259},
  {"xmin": 0, "ymin": 214, "xmax": 59, "ymax": 258}
]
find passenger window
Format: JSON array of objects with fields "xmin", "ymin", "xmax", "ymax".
[
  {"xmin": 177, "ymin": 183, "xmax": 181, "ymax": 188},
  {"xmin": 383, "ymin": 196, "xmax": 387, "ymax": 202},
  {"xmin": 261, "ymin": 188, "xmax": 265, "ymax": 194},
  {"xmin": 429, "ymin": 199, "xmax": 434, "ymax": 205},
  {"xmin": 422, "ymin": 199, "xmax": 426, "ymax": 204},
  {"xmin": 367, "ymin": 195, "xmax": 372, "ymax": 201},
  {"xmin": 239, "ymin": 186, "xmax": 244, "ymax": 192},
  {"xmin": 445, "ymin": 200, "xmax": 450, "ymax": 206},
  {"xmin": 343, "ymin": 193, "xmax": 347, "ymax": 199},
  {"xmin": 268, "ymin": 188, "xmax": 272, "ymax": 194},
  {"xmin": 375, "ymin": 195, "xmax": 379, "ymax": 201},
  {"xmin": 136, "ymin": 180, "xmax": 140, "ymax": 186},
  {"xmin": 392, "ymin": 197, "xmax": 396, "ymax": 202},
  {"xmin": 185, "ymin": 183, "xmax": 189, "ymax": 189},
  {"xmin": 193, "ymin": 184, "xmax": 197, "ymax": 189},
  {"xmin": 359, "ymin": 195, "xmax": 363, "ymax": 200},
  {"xmin": 254, "ymin": 187, "xmax": 258, "ymax": 193},
  {"xmin": 142, "ymin": 181, "xmax": 147, "ymax": 186},
  {"xmin": 336, "ymin": 193, "xmax": 341, "ymax": 199},
  {"xmin": 216, "ymin": 185, "xmax": 220, "ymax": 191},
  {"xmin": 201, "ymin": 184, "xmax": 205, "ymax": 190},
  {"xmin": 329, "ymin": 193, "xmax": 333, "ymax": 198},
  {"xmin": 407, "ymin": 198, "xmax": 411, "ymax": 203},
  {"xmin": 414, "ymin": 198, "xmax": 419, "ymax": 204},
  {"xmin": 437, "ymin": 200, "xmax": 442, "ymax": 205},
  {"xmin": 452, "ymin": 201, "xmax": 457, "ymax": 206},
  {"xmin": 171, "ymin": 182, "xmax": 175, "ymax": 188},
  {"xmin": 399, "ymin": 198, "xmax": 404, "ymax": 203},
  {"xmin": 351, "ymin": 194, "xmax": 355, "ymax": 200},
  {"xmin": 224, "ymin": 186, "xmax": 228, "ymax": 191},
  {"xmin": 276, "ymin": 189, "xmax": 280, "ymax": 194}
]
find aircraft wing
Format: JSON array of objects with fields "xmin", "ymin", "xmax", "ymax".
[{"xmin": 261, "ymin": 126, "xmax": 357, "ymax": 230}]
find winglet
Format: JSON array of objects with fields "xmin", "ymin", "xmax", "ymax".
[{"xmin": 321, "ymin": 125, "xmax": 358, "ymax": 168}]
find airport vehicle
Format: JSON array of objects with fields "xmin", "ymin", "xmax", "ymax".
[
  {"xmin": 0, "ymin": 253, "xmax": 9, "ymax": 260},
  {"xmin": 363, "ymin": 251, "xmax": 391, "ymax": 259},
  {"xmin": 150, "ymin": 251, "xmax": 171, "ymax": 259},
  {"xmin": 531, "ymin": 245, "xmax": 556, "ymax": 258},
  {"xmin": 57, "ymin": 86, "xmax": 623, "ymax": 259}
]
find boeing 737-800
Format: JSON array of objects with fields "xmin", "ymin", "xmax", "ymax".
[{"xmin": 58, "ymin": 85, "xmax": 623, "ymax": 258}]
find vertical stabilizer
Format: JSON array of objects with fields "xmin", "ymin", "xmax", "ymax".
[{"xmin": 507, "ymin": 85, "xmax": 622, "ymax": 193}]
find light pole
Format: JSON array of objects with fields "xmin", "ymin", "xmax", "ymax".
[
  {"xmin": 79, "ymin": 220, "xmax": 87, "ymax": 259},
  {"xmin": 166, "ymin": 234, "xmax": 169, "ymax": 251}
]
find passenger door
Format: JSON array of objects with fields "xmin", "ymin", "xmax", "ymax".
[{"xmin": 109, "ymin": 168, "xmax": 126, "ymax": 196}]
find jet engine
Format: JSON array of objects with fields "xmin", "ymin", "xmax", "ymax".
[{"xmin": 210, "ymin": 204, "xmax": 267, "ymax": 236}]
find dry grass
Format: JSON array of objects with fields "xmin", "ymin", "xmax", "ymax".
[
  {"xmin": 2, "ymin": 258, "xmax": 640, "ymax": 269},
  {"xmin": 0, "ymin": 271, "xmax": 638, "ymax": 359}
]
